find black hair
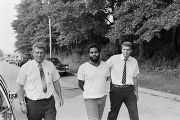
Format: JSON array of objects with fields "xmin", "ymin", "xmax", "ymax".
[{"xmin": 88, "ymin": 43, "xmax": 101, "ymax": 53}]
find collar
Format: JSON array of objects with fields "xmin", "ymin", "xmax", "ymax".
[
  {"xmin": 88, "ymin": 61, "xmax": 101, "ymax": 67},
  {"xmin": 120, "ymin": 54, "xmax": 130, "ymax": 62},
  {"xmin": 32, "ymin": 60, "xmax": 45, "ymax": 67}
]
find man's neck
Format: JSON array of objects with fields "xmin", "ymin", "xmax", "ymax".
[
  {"xmin": 122, "ymin": 55, "xmax": 130, "ymax": 60},
  {"xmin": 89, "ymin": 60, "xmax": 101, "ymax": 67},
  {"xmin": 35, "ymin": 60, "xmax": 43, "ymax": 65}
]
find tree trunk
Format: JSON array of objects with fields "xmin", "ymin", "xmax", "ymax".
[
  {"xmin": 139, "ymin": 39, "xmax": 144, "ymax": 59},
  {"xmin": 172, "ymin": 26, "xmax": 177, "ymax": 59}
]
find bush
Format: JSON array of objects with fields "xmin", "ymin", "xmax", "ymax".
[{"xmin": 139, "ymin": 57, "xmax": 180, "ymax": 75}]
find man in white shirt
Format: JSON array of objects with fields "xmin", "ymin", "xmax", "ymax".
[
  {"xmin": 16, "ymin": 42, "xmax": 63, "ymax": 120},
  {"xmin": 78, "ymin": 43, "xmax": 110, "ymax": 120},
  {"xmin": 106, "ymin": 41, "xmax": 139, "ymax": 120}
]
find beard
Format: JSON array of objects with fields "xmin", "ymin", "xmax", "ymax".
[{"xmin": 89, "ymin": 55, "xmax": 100, "ymax": 62}]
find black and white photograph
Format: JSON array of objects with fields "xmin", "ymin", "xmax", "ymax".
[{"xmin": 0, "ymin": 0, "xmax": 180, "ymax": 120}]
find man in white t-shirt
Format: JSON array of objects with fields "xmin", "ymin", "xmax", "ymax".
[{"xmin": 78, "ymin": 43, "xmax": 110, "ymax": 120}]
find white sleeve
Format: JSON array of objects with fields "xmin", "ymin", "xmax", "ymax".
[
  {"xmin": 133, "ymin": 60, "xmax": 139, "ymax": 77},
  {"xmin": 77, "ymin": 65, "xmax": 85, "ymax": 81},
  {"xmin": 16, "ymin": 64, "xmax": 27, "ymax": 85},
  {"xmin": 52, "ymin": 64, "xmax": 60, "ymax": 81}
]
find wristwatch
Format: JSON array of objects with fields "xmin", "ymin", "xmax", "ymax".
[{"xmin": 20, "ymin": 101, "xmax": 25, "ymax": 105}]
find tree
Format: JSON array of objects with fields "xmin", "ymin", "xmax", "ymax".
[
  {"xmin": 48, "ymin": 0, "xmax": 109, "ymax": 51},
  {"xmin": 12, "ymin": 0, "xmax": 110, "ymax": 54},
  {"xmin": 12, "ymin": 0, "xmax": 51, "ymax": 53},
  {"xmin": 106, "ymin": 0, "xmax": 180, "ymax": 58}
]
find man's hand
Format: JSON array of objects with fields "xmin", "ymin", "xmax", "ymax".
[
  {"xmin": 20, "ymin": 104, "xmax": 27, "ymax": 114},
  {"xmin": 58, "ymin": 97, "xmax": 64, "ymax": 107},
  {"xmin": 135, "ymin": 91, "xmax": 139, "ymax": 101}
]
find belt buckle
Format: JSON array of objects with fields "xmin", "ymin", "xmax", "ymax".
[{"xmin": 124, "ymin": 85, "xmax": 129, "ymax": 87}]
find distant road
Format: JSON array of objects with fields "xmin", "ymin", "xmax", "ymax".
[{"xmin": 1, "ymin": 64, "xmax": 180, "ymax": 120}]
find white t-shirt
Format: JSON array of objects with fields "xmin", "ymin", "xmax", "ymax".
[
  {"xmin": 106, "ymin": 54, "xmax": 139, "ymax": 85},
  {"xmin": 77, "ymin": 61, "xmax": 110, "ymax": 99},
  {"xmin": 16, "ymin": 60, "xmax": 60, "ymax": 100}
]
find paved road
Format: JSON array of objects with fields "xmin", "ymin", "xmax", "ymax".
[
  {"xmin": 1, "ymin": 62, "xmax": 180, "ymax": 120},
  {"xmin": 56, "ymin": 75, "xmax": 180, "ymax": 120},
  {"xmin": 12, "ymin": 73, "xmax": 82, "ymax": 120}
]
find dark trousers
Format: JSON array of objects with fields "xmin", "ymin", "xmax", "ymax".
[
  {"xmin": 26, "ymin": 96, "xmax": 56, "ymax": 120},
  {"xmin": 107, "ymin": 85, "xmax": 139, "ymax": 120}
]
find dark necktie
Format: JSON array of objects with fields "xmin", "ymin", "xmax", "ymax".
[
  {"xmin": 39, "ymin": 64, "xmax": 47, "ymax": 93},
  {"xmin": 122, "ymin": 59, "xmax": 128, "ymax": 85}
]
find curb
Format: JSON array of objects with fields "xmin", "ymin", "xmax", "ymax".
[
  {"xmin": 73, "ymin": 73, "xmax": 180, "ymax": 102},
  {"xmin": 139, "ymin": 87, "xmax": 180, "ymax": 102}
]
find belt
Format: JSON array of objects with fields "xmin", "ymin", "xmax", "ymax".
[
  {"xmin": 112, "ymin": 84, "xmax": 134, "ymax": 88},
  {"xmin": 26, "ymin": 95, "xmax": 53, "ymax": 102}
]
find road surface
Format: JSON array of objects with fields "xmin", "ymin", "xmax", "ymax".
[
  {"xmin": 56, "ymin": 75, "xmax": 180, "ymax": 120},
  {"xmin": 11, "ymin": 74, "xmax": 180, "ymax": 120},
  {"xmin": 1, "ymin": 62, "xmax": 180, "ymax": 120}
]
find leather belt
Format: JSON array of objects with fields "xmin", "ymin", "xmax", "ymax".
[
  {"xmin": 26, "ymin": 95, "xmax": 53, "ymax": 102},
  {"xmin": 112, "ymin": 84, "xmax": 133, "ymax": 88}
]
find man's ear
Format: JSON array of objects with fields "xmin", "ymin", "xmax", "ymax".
[{"xmin": 130, "ymin": 49, "xmax": 132, "ymax": 55}]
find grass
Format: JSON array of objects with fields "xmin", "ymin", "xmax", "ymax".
[
  {"xmin": 60, "ymin": 53, "xmax": 180, "ymax": 96},
  {"xmin": 138, "ymin": 73, "xmax": 180, "ymax": 95}
]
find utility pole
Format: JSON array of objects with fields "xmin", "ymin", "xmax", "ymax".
[{"xmin": 42, "ymin": 0, "xmax": 52, "ymax": 58}]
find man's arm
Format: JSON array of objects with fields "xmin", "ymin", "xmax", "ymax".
[
  {"xmin": 78, "ymin": 80, "xmax": 84, "ymax": 91},
  {"xmin": 17, "ymin": 84, "xmax": 27, "ymax": 114},
  {"xmin": 133, "ymin": 77, "xmax": 138, "ymax": 100},
  {"xmin": 53, "ymin": 78, "xmax": 63, "ymax": 107}
]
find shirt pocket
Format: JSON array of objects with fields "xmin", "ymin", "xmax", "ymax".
[
  {"xmin": 127, "ymin": 64, "xmax": 135, "ymax": 78},
  {"xmin": 45, "ymin": 71, "xmax": 53, "ymax": 83},
  {"xmin": 26, "ymin": 69, "xmax": 37, "ymax": 83}
]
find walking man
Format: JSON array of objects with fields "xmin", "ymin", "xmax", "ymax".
[
  {"xmin": 16, "ymin": 42, "xmax": 63, "ymax": 120},
  {"xmin": 107, "ymin": 41, "xmax": 139, "ymax": 120},
  {"xmin": 78, "ymin": 43, "xmax": 110, "ymax": 120}
]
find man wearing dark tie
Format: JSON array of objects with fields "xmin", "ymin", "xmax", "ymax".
[
  {"xmin": 16, "ymin": 42, "xmax": 63, "ymax": 120},
  {"xmin": 106, "ymin": 41, "xmax": 139, "ymax": 120}
]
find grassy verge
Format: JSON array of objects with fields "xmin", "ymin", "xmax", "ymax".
[
  {"xmin": 60, "ymin": 53, "xmax": 180, "ymax": 96},
  {"xmin": 138, "ymin": 73, "xmax": 180, "ymax": 95}
]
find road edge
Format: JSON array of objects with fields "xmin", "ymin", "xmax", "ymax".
[
  {"xmin": 73, "ymin": 73, "xmax": 180, "ymax": 102},
  {"xmin": 139, "ymin": 87, "xmax": 180, "ymax": 102}
]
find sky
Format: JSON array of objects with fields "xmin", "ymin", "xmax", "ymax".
[{"xmin": 0, "ymin": 0, "xmax": 20, "ymax": 54}]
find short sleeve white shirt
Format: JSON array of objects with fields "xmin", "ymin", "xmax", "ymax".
[
  {"xmin": 106, "ymin": 54, "xmax": 139, "ymax": 85},
  {"xmin": 16, "ymin": 60, "xmax": 60, "ymax": 100},
  {"xmin": 77, "ymin": 61, "xmax": 110, "ymax": 99}
]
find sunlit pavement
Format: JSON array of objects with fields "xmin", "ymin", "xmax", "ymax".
[
  {"xmin": 56, "ymin": 75, "xmax": 180, "ymax": 120},
  {"xmin": 1, "ymin": 62, "xmax": 180, "ymax": 120}
]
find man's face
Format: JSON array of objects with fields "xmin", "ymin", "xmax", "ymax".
[
  {"xmin": 33, "ymin": 47, "xmax": 45, "ymax": 64},
  {"xmin": 121, "ymin": 46, "xmax": 132, "ymax": 59},
  {"xmin": 89, "ymin": 47, "xmax": 100, "ymax": 62}
]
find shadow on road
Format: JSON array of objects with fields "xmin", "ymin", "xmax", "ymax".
[{"xmin": 61, "ymin": 87, "xmax": 82, "ymax": 99}]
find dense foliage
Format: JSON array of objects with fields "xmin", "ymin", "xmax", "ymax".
[
  {"xmin": 12, "ymin": 0, "xmax": 109, "ymax": 53},
  {"xmin": 12, "ymin": 0, "xmax": 180, "ymax": 59},
  {"xmin": 107, "ymin": 0, "xmax": 176, "ymax": 41}
]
